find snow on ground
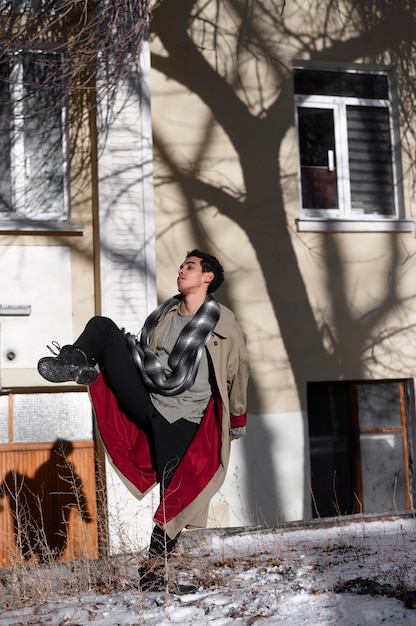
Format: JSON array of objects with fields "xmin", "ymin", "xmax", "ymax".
[{"xmin": 1, "ymin": 517, "xmax": 416, "ymax": 625}]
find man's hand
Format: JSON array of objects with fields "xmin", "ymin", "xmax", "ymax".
[{"xmin": 230, "ymin": 426, "xmax": 246, "ymax": 440}]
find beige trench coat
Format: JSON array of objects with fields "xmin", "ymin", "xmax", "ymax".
[{"xmin": 92, "ymin": 300, "xmax": 250, "ymax": 539}]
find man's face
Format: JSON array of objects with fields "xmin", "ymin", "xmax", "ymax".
[{"xmin": 177, "ymin": 256, "xmax": 213, "ymax": 295}]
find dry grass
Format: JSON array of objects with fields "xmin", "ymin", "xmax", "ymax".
[
  {"xmin": 0, "ymin": 446, "xmax": 144, "ymax": 611},
  {"xmin": 2, "ymin": 452, "xmax": 416, "ymax": 617}
]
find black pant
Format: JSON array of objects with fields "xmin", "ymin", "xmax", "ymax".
[{"xmin": 75, "ymin": 316, "xmax": 199, "ymax": 558}]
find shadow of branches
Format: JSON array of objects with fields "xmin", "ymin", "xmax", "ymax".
[{"xmin": 149, "ymin": 0, "xmax": 416, "ymax": 407}]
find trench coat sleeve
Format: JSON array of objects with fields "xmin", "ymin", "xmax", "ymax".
[
  {"xmin": 208, "ymin": 305, "xmax": 250, "ymax": 431},
  {"xmin": 227, "ymin": 321, "xmax": 250, "ymax": 428}
]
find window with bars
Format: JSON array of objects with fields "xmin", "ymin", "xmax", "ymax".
[
  {"xmin": 293, "ymin": 64, "xmax": 409, "ymax": 232},
  {"xmin": 0, "ymin": 51, "xmax": 69, "ymax": 222}
]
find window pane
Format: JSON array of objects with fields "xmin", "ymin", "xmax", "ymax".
[
  {"xmin": 0, "ymin": 59, "xmax": 12, "ymax": 213},
  {"xmin": 22, "ymin": 53, "xmax": 66, "ymax": 219},
  {"xmin": 308, "ymin": 382, "xmax": 353, "ymax": 516},
  {"xmin": 298, "ymin": 107, "xmax": 338, "ymax": 210},
  {"xmin": 357, "ymin": 383, "xmax": 402, "ymax": 429},
  {"xmin": 0, "ymin": 395, "xmax": 8, "ymax": 444},
  {"xmin": 347, "ymin": 106, "xmax": 395, "ymax": 216},
  {"xmin": 360, "ymin": 432, "xmax": 407, "ymax": 512},
  {"xmin": 294, "ymin": 69, "xmax": 389, "ymax": 99},
  {"xmin": 13, "ymin": 392, "xmax": 93, "ymax": 443}
]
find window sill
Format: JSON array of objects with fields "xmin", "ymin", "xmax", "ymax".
[
  {"xmin": 296, "ymin": 218, "xmax": 414, "ymax": 233},
  {"xmin": 0, "ymin": 220, "xmax": 84, "ymax": 235}
]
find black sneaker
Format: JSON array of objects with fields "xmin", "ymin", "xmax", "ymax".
[
  {"xmin": 37, "ymin": 343, "xmax": 98, "ymax": 385},
  {"xmin": 139, "ymin": 564, "xmax": 166, "ymax": 592},
  {"xmin": 138, "ymin": 564, "xmax": 198, "ymax": 594},
  {"xmin": 173, "ymin": 581, "xmax": 198, "ymax": 595}
]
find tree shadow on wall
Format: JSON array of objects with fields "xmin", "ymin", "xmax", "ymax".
[{"xmin": 149, "ymin": 0, "xmax": 416, "ymax": 523}]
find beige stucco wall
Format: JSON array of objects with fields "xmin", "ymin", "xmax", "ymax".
[
  {"xmin": 149, "ymin": 0, "xmax": 416, "ymax": 418},
  {"xmin": 148, "ymin": 1, "xmax": 416, "ymax": 523}
]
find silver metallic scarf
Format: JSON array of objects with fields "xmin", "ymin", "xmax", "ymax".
[{"xmin": 126, "ymin": 294, "xmax": 220, "ymax": 396}]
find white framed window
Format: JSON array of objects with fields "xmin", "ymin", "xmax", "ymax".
[
  {"xmin": 0, "ymin": 51, "xmax": 69, "ymax": 222},
  {"xmin": 294, "ymin": 63, "xmax": 412, "ymax": 232}
]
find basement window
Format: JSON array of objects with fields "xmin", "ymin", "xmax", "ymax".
[{"xmin": 307, "ymin": 379, "xmax": 416, "ymax": 517}]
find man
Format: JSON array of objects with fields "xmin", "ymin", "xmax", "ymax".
[{"xmin": 37, "ymin": 250, "xmax": 249, "ymax": 592}]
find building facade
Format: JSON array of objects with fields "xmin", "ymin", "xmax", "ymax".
[
  {"xmin": 1, "ymin": 0, "xmax": 416, "ymax": 563},
  {"xmin": 0, "ymin": 4, "xmax": 156, "ymax": 562},
  {"xmin": 148, "ymin": 0, "xmax": 416, "ymax": 527}
]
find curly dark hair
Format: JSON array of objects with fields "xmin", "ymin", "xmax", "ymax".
[{"xmin": 186, "ymin": 249, "xmax": 225, "ymax": 293}]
